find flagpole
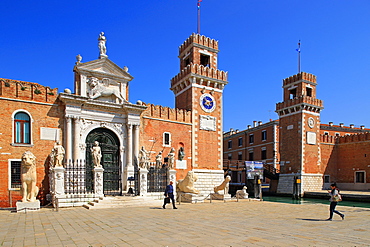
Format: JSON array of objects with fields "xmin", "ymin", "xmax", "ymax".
[
  {"xmin": 297, "ymin": 40, "xmax": 301, "ymax": 73},
  {"xmin": 197, "ymin": 0, "xmax": 202, "ymax": 34}
]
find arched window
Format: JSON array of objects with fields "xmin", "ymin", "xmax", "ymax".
[{"xmin": 14, "ymin": 112, "xmax": 31, "ymax": 144}]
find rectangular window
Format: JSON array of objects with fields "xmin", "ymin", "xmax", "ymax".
[
  {"xmin": 238, "ymin": 137, "xmax": 243, "ymax": 147},
  {"xmin": 163, "ymin": 132, "xmax": 171, "ymax": 146},
  {"xmin": 324, "ymin": 175, "xmax": 330, "ymax": 183},
  {"xmin": 261, "ymin": 150, "xmax": 267, "ymax": 160},
  {"xmin": 262, "ymin": 130, "xmax": 267, "ymax": 141},
  {"xmin": 228, "ymin": 140, "xmax": 232, "ymax": 149},
  {"xmin": 306, "ymin": 87, "xmax": 312, "ymax": 97},
  {"xmin": 10, "ymin": 161, "xmax": 22, "ymax": 189},
  {"xmin": 228, "ymin": 153, "xmax": 232, "ymax": 160},
  {"xmin": 249, "ymin": 152, "xmax": 254, "ymax": 161},
  {"xmin": 249, "ymin": 134, "xmax": 254, "ymax": 144},
  {"xmin": 355, "ymin": 171, "xmax": 365, "ymax": 183},
  {"xmin": 238, "ymin": 152, "xmax": 242, "ymax": 161}
]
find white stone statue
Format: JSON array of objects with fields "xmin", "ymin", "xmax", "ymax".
[
  {"xmin": 88, "ymin": 77, "xmax": 125, "ymax": 104},
  {"xmin": 213, "ymin": 175, "xmax": 231, "ymax": 194},
  {"xmin": 91, "ymin": 141, "xmax": 102, "ymax": 168},
  {"xmin": 236, "ymin": 186, "xmax": 249, "ymax": 199},
  {"xmin": 177, "ymin": 171, "xmax": 199, "ymax": 194},
  {"xmin": 139, "ymin": 146, "xmax": 149, "ymax": 169},
  {"xmin": 98, "ymin": 32, "xmax": 107, "ymax": 57},
  {"xmin": 52, "ymin": 141, "xmax": 65, "ymax": 168},
  {"xmin": 167, "ymin": 147, "xmax": 175, "ymax": 169},
  {"xmin": 21, "ymin": 151, "xmax": 39, "ymax": 202},
  {"xmin": 155, "ymin": 151, "xmax": 163, "ymax": 168}
]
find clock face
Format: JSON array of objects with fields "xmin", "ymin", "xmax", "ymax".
[
  {"xmin": 200, "ymin": 93, "xmax": 216, "ymax": 113},
  {"xmin": 308, "ymin": 117, "xmax": 315, "ymax": 128}
]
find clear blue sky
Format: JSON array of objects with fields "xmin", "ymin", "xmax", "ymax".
[{"xmin": 2, "ymin": 1, "xmax": 370, "ymax": 132}]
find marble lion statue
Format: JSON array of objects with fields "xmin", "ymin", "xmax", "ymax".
[
  {"xmin": 213, "ymin": 175, "xmax": 231, "ymax": 194},
  {"xmin": 21, "ymin": 151, "xmax": 39, "ymax": 202},
  {"xmin": 177, "ymin": 171, "xmax": 199, "ymax": 194},
  {"xmin": 88, "ymin": 77, "xmax": 125, "ymax": 104}
]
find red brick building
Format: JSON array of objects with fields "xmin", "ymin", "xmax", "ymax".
[
  {"xmin": 0, "ymin": 33, "xmax": 228, "ymax": 207},
  {"xmin": 224, "ymin": 72, "xmax": 370, "ymax": 194}
]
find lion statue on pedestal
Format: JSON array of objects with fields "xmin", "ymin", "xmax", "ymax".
[
  {"xmin": 177, "ymin": 171, "xmax": 199, "ymax": 194},
  {"xmin": 213, "ymin": 175, "xmax": 231, "ymax": 194},
  {"xmin": 21, "ymin": 151, "xmax": 39, "ymax": 202}
]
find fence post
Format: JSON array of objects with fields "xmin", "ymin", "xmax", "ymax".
[
  {"xmin": 139, "ymin": 168, "xmax": 148, "ymax": 196},
  {"xmin": 94, "ymin": 167, "xmax": 104, "ymax": 197}
]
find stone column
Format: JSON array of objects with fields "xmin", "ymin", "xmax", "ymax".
[
  {"xmin": 126, "ymin": 124, "xmax": 133, "ymax": 167},
  {"xmin": 139, "ymin": 168, "xmax": 148, "ymax": 196},
  {"xmin": 94, "ymin": 167, "xmax": 104, "ymax": 197},
  {"xmin": 65, "ymin": 116, "xmax": 72, "ymax": 161},
  {"xmin": 133, "ymin": 125, "xmax": 140, "ymax": 167},
  {"xmin": 72, "ymin": 117, "xmax": 80, "ymax": 161}
]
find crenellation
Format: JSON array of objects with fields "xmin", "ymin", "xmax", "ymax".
[
  {"xmin": 143, "ymin": 103, "xmax": 191, "ymax": 123},
  {"xmin": 337, "ymin": 132, "xmax": 370, "ymax": 144},
  {"xmin": 179, "ymin": 33, "xmax": 219, "ymax": 55},
  {"xmin": 0, "ymin": 78, "xmax": 58, "ymax": 103}
]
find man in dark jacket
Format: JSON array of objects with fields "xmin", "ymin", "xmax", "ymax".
[{"xmin": 163, "ymin": 181, "xmax": 177, "ymax": 209}]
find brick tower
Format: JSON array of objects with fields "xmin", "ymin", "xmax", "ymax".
[
  {"xmin": 275, "ymin": 72, "xmax": 324, "ymax": 195},
  {"xmin": 170, "ymin": 33, "xmax": 228, "ymax": 173}
]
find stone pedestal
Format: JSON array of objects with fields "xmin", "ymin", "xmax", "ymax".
[
  {"xmin": 139, "ymin": 168, "xmax": 148, "ymax": 196},
  {"xmin": 94, "ymin": 167, "xmax": 104, "ymax": 197},
  {"xmin": 168, "ymin": 169, "xmax": 177, "ymax": 198},
  {"xmin": 210, "ymin": 193, "xmax": 231, "ymax": 200},
  {"xmin": 177, "ymin": 192, "xmax": 204, "ymax": 203},
  {"xmin": 16, "ymin": 200, "xmax": 40, "ymax": 212},
  {"xmin": 52, "ymin": 167, "xmax": 65, "ymax": 196}
]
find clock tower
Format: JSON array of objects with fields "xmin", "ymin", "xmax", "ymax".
[
  {"xmin": 275, "ymin": 72, "xmax": 324, "ymax": 195},
  {"xmin": 170, "ymin": 33, "xmax": 228, "ymax": 171}
]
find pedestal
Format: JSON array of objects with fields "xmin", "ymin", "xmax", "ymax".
[
  {"xmin": 94, "ymin": 167, "xmax": 104, "ymax": 197},
  {"xmin": 52, "ymin": 167, "xmax": 65, "ymax": 196},
  {"xmin": 16, "ymin": 200, "xmax": 40, "ymax": 212},
  {"xmin": 168, "ymin": 169, "xmax": 177, "ymax": 198},
  {"xmin": 210, "ymin": 193, "xmax": 231, "ymax": 200},
  {"xmin": 139, "ymin": 168, "xmax": 148, "ymax": 196}
]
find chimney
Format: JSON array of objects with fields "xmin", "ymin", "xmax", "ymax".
[
  {"xmin": 329, "ymin": 122, "xmax": 333, "ymax": 126},
  {"xmin": 339, "ymin": 123, "xmax": 344, "ymax": 128},
  {"xmin": 253, "ymin": 121, "xmax": 257, "ymax": 127},
  {"xmin": 360, "ymin": 125, "xmax": 365, "ymax": 130},
  {"xmin": 247, "ymin": 125, "xmax": 251, "ymax": 129},
  {"xmin": 258, "ymin": 121, "xmax": 262, "ymax": 126},
  {"xmin": 350, "ymin": 124, "xmax": 354, "ymax": 128}
]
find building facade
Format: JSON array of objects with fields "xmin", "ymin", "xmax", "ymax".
[{"xmin": 0, "ymin": 33, "xmax": 228, "ymax": 207}]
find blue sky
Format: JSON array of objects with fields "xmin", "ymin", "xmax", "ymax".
[{"xmin": 2, "ymin": 1, "xmax": 370, "ymax": 132}]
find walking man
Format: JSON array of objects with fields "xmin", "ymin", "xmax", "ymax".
[{"xmin": 163, "ymin": 181, "xmax": 177, "ymax": 209}]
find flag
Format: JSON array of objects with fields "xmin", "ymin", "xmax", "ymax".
[{"xmin": 198, "ymin": 0, "xmax": 202, "ymax": 9}]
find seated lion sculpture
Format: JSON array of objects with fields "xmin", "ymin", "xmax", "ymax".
[
  {"xmin": 21, "ymin": 151, "xmax": 39, "ymax": 202},
  {"xmin": 213, "ymin": 175, "xmax": 231, "ymax": 194},
  {"xmin": 177, "ymin": 171, "xmax": 199, "ymax": 194}
]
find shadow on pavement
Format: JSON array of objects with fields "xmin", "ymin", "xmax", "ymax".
[{"xmin": 298, "ymin": 218, "xmax": 328, "ymax": 221}]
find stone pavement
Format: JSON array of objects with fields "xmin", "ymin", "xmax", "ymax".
[{"xmin": 0, "ymin": 199, "xmax": 369, "ymax": 246}]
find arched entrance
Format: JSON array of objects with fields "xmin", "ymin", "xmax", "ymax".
[{"xmin": 86, "ymin": 128, "xmax": 122, "ymax": 195}]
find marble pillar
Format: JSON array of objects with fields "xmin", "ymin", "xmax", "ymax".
[
  {"xmin": 94, "ymin": 167, "xmax": 104, "ymax": 197},
  {"xmin": 139, "ymin": 168, "xmax": 148, "ymax": 196},
  {"xmin": 72, "ymin": 117, "xmax": 80, "ymax": 161},
  {"xmin": 65, "ymin": 116, "xmax": 72, "ymax": 161}
]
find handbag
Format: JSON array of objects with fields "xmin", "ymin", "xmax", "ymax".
[
  {"xmin": 333, "ymin": 194, "xmax": 342, "ymax": 202},
  {"xmin": 164, "ymin": 197, "xmax": 170, "ymax": 204}
]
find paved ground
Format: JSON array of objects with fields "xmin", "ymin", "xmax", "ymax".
[{"xmin": 0, "ymin": 199, "xmax": 369, "ymax": 246}]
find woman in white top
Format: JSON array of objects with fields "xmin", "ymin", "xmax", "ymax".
[{"xmin": 327, "ymin": 183, "xmax": 345, "ymax": 221}]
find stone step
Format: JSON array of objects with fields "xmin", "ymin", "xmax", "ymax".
[{"xmin": 83, "ymin": 196, "xmax": 162, "ymax": 209}]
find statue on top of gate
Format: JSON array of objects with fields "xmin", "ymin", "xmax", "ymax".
[
  {"xmin": 91, "ymin": 141, "xmax": 102, "ymax": 168},
  {"xmin": 155, "ymin": 151, "xmax": 163, "ymax": 168},
  {"xmin": 51, "ymin": 141, "xmax": 65, "ymax": 168},
  {"xmin": 167, "ymin": 148, "xmax": 175, "ymax": 169},
  {"xmin": 139, "ymin": 146, "xmax": 149, "ymax": 169}
]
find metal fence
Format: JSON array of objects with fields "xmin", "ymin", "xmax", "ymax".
[
  {"xmin": 64, "ymin": 159, "xmax": 90, "ymax": 194},
  {"xmin": 147, "ymin": 166, "xmax": 168, "ymax": 192}
]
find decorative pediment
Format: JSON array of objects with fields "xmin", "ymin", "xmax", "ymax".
[{"xmin": 74, "ymin": 58, "xmax": 133, "ymax": 81}]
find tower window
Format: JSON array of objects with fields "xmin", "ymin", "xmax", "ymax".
[
  {"xmin": 185, "ymin": 58, "xmax": 191, "ymax": 67},
  {"xmin": 306, "ymin": 87, "xmax": 312, "ymax": 97},
  {"xmin": 289, "ymin": 88, "xmax": 297, "ymax": 99},
  {"xmin": 200, "ymin": 54, "xmax": 210, "ymax": 67}
]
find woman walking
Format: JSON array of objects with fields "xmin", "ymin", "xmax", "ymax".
[{"xmin": 327, "ymin": 183, "xmax": 345, "ymax": 221}]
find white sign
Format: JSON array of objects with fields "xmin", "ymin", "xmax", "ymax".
[
  {"xmin": 200, "ymin": 115, "xmax": 216, "ymax": 131},
  {"xmin": 306, "ymin": 131, "xmax": 316, "ymax": 145},
  {"xmin": 176, "ymin": 160, "xmax": 187, "ymax": 169},
  {"xmin": 40, "ymin": 128, "xmax": 60, "ymax": 141}
]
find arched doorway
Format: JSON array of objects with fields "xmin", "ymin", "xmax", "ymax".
[{"xmin": 86, "ymin": 128, "xmax": 122, "ymax": 195}]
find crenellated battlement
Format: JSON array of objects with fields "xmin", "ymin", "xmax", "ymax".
[
  {"xmin": 0, "ymin": 78, "xmax": 58, "ymax": 103},
  {"xmin": 171, "ymin": 64, "xmax": 228, "ymax": 87},
  {"xmin": 320, "ymin": 134, "xmax": 336, "ymax": 144},
  {"xmin": 337, "ymin": 132, "xmax": 370, "ymax": 144},
  {"xmin": 142, "ymin": 103, "xmax": 192, "ymax": 123},
  {"xmin": 283, "ymin": 72, "xmax": 316, "ymax": 86},
  {"xmin": 276, "ymin": 95, "xmax": 323, "ymax": 111},
  {"xmin": 179, "ymin": 33, "xmax": 218, "ymax": 54}
]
